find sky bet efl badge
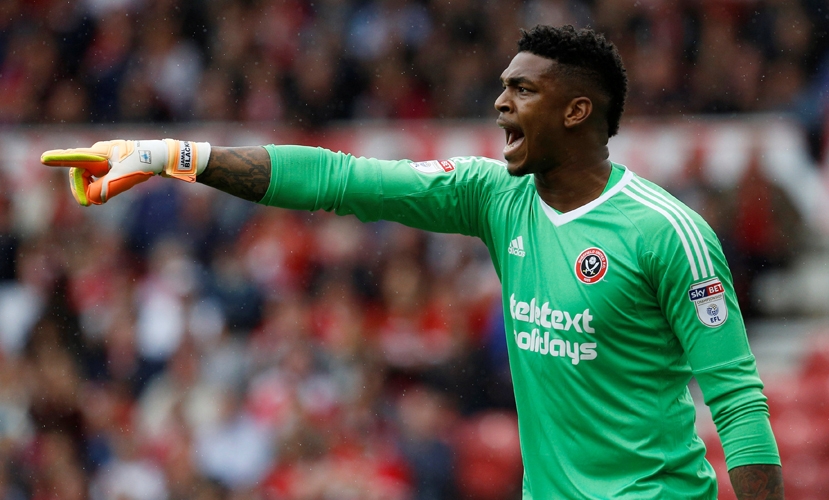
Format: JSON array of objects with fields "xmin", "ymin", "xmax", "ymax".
[{"xmin": 689, "ymin": 277, "xmax": 728, "ymax": 327}]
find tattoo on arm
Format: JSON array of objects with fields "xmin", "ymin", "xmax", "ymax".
[
  {"xmin": 729, "ymin": 464, "xmax": 784, "ymax": 500},
  {"xmin": 197, "ymin": 146, "xmax": 271, "ymax": 202}
]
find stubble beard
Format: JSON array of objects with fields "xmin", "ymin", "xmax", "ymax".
[{"xmin": 506, "ymin": 160, "xmax": 532, "ymax": 178}]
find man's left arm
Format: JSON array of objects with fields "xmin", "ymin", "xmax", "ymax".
[
  {"xmin": 646, "ymin": 207, "xmax": 783, "ymax": 499},
  {"xmin": 729, "ymin": 464, "xmax": 784, "ymax": 500}
]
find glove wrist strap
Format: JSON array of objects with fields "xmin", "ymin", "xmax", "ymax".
[{"xmin": 162, "ymin": 139, "xmax": 211, "ymax": 182}]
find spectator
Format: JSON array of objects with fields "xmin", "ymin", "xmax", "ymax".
[
  {"xmin": 0, "ymin": 0, "xmax": 824, "ymax": 135},
  {"xmin": 724, "ymin": 151, "xmax": 804, "ymax": 318}
]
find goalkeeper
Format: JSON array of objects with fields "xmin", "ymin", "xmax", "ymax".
[{"xmin": 42, "ymin": 25, "xmax": 783, "ymax": 500}]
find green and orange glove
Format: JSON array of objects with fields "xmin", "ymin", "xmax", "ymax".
[{"xmin": 41, "ymin": 139, "xmax": 211, "ymax": 206}]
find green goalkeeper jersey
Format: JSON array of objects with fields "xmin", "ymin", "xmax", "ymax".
[{"xmin": 259, "ymin": 145, "xmax": 780, "ymax": 499}]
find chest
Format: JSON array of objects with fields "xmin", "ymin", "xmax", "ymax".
[
  {"xmin": 493, "ymin": 201, "xmax": 672, "ymax": 366},
  {"xmin": 498, "ymin": 207, "xmax": 648, "ymax": 312}
]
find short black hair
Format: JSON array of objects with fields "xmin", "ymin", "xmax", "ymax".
[{"xmin": 518, "ymin": 25, "xmax": 628, "ymax": 137}]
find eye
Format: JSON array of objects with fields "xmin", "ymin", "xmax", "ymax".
[{"xmin": 517, "ymin": 86, "xmax": 528, "ymax": 94}]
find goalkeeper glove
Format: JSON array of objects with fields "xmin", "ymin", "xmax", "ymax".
[{"xmin": 40, "ymin": 139, "xmax": 211, "ymax": 206}]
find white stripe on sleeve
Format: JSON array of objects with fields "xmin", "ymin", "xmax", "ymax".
[
  {"xmin": 628, "ymin": 178, "xmax": 711, "ymax": 279},
  {"xmin": 621, "ymin": 187, "xmax": 700, "ymax": 281}
]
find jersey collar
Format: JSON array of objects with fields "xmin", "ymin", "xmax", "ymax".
[{"xmin": 537, "ymin": 165, "xmax": 634, "ymax": 227}]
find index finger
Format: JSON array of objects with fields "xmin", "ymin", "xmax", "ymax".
[{"xmin": 41, "ymin": 148, "xmax": 110, "ymax": 177}]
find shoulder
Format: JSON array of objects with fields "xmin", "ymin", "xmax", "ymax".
[
  {"xmin": 613, "ymin": 172, "xmax": 716, "ymax": 241},
  {"xmin": 403, "ymin": 156, "xmax": 507, "ymax": 173},
  {"xmin": 446, "ymin": 156, "xmax": 509, "ymax": 181},
  {"xmin": 446, "ymin": 156, "xmax": 530, "ymax": 193},
  {"xmin": 448, "ymin": 156, "xmax": 508, "ymax": 170},
  {"xmin": 611, "ymin": 171, "xmax": 720, "ymax": 279}
]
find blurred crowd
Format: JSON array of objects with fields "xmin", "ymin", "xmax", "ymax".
[
  {"xmin": 0, "ymin": 174, "xmax": 525, "ymax": 500},
  {"xmin": 0, "ymin": 134, "xmax": 806, "ymax": 500},
  {"xmin": 0, "ymin": 0, "xmax": 821, "ymax": 499},
  {"xmin": 1, "ymin": 0, "xmax": 829, "ymax": 158}
]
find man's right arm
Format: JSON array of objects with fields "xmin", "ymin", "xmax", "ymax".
[
  {"xmin": 249, "ymin": 145, "xmax": 495, "ymax": 237},
  {"xmin": 196, "ymin": 146, "xmax": 272, "ymax": 203},
  {"xmin": 42, "ymin": 141, "xmax": 497, "ymax": 237}
]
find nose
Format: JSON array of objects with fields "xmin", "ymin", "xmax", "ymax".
[{"xmin": 494, "ymin": 89, "xmax": 512, "ymax": 113}]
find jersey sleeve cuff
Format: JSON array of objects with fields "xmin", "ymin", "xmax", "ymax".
[
  {"xmin": 259, "ymin": 144, "xmax": 281, "ymax": 205},
  {"xmin": 719, "ymin": 413, "xmax": 781, "ymax": 470}
]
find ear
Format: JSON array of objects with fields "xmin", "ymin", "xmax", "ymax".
[{"xmin": 563, "ymin": 97, "xmax": 592, "ymax": 128}]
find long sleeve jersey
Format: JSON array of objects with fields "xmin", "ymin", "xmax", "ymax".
[{"xmin": 258, "ymin": 145, "xmax": 780, "ymax": 499}]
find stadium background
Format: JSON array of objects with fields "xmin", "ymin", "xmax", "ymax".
[{"xmin": 1, "ymin": 0, "xmax": 829, "ymax": 499}]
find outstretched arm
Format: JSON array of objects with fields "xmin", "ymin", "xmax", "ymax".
[
  {"xmin": 197, "ymin": 146, "xmax": 271, "ymax": 202},
  {"xmin": 730, "ymin": 464, "xmax": 784, "ymax": 500},
  {"xmin": 40, "ymin": 140, "xmax": 272, "ymax": 206},
  {"xmin": 41, "ymin": 141, "xmax": 489, "ymax": 236}
]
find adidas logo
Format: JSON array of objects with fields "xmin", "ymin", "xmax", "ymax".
[{"xmin": 508, "ymin": 236, "xmax": 526, "ymax": 257}]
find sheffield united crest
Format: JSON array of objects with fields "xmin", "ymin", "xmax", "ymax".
[{"xmin": 575, "ymin": 247, "xmax": 608, "ymax": 284}]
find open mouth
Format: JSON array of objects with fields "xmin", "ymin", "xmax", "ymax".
[{"xmin": 503, "ymin": 127, "xmax": 525, "ymax": 156}]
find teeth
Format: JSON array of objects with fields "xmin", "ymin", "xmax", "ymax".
[{"xmin": 504, "ymin": 135, "xmax": 524, "ymax": 154}]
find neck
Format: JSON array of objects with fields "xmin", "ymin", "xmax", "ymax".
[{"xmin": 534, "ymin": 157, "xmax": 613, "ymax": 213}]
